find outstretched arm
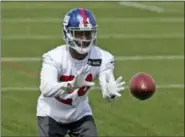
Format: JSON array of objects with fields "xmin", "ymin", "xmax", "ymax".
[
  {"xmin": 40, "ymin": 54, "xmax": 95, "ymax": 97},
  {"xmin": 98, "ymin": 57, "xmax": 125, "ymax": 101},
  {"xmin": 40, "ymin": 54, "xmax": 73, "ymax": 97}
]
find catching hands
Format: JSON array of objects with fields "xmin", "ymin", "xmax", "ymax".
[
  {"xmin": 71, "ymin": 65, "xmax": 95, "ymax": 89},
  {"xmin": 103, "ymin": 76, "xmax": 126, "ymax": 102}
]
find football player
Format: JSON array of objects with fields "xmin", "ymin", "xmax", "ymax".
[{"xmin": 37, "ymin": 8, "xmax": 125, "ymax": 137}]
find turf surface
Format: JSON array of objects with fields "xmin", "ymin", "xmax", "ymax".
[{"xmin": 1, "ymin": 1, "xmax": 184, "ymax": 136}]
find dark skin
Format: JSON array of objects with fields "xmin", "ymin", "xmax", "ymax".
[
  {"xmin": 69, "ymin": 47, "xmax": 88, "ymax": 60},
  {"xmin": 69, "ymin": 31, "xmax": 91, "ymax": 60}
]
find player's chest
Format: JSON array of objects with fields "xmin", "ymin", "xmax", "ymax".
[{"xmin": 59, "ymin": 58, "xmax": 101, "ymax": 81}]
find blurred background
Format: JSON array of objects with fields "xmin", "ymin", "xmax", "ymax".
[{"xmin": 1, "ymin": 1, "xmax": 184, "ymax": 136}]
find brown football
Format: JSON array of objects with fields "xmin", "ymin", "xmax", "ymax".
[{"xmin": 129, "ymin": 72, "xmax": 156, "ymax": 100}]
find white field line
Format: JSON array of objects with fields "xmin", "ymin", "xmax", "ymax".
[
  {"xmin": 1, "ymin": 4, "xmax": 118, "ymax": 9},
  {"xmin": 2, "ymin": 0, "xmax": 185, "ymax": 2},
  {"xmin": 2, "ymin": 1, "xmax": 184, "ymax": 9},
  {"xmin": 1, "ymin": 84, "xmax": 184, "ymax": 92},
  {"xmin": 2, "ymin": 34, "xmax": 184, "ymax": 40},
  {"xmin": 115, "ymin": 55, "xmax": 184, "ymax": 61},
  {"xmin": 1, "ymin": 57, "xmax": 42, "ymax": 62},
  {"xmin": 2, "ymin": 17, "xmax": 184, "ymax": 23},
  {"xmin": 1, "ymin": 55, "xmax": 184, "ymax": 62},
  {"xmin": 119, "ymin": 2, "xmax": 165, "ymax": 13}
]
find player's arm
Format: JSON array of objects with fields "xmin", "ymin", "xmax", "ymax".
[
  {"xmin": 40, "ymin": 54, "xmax": 74, "ymax": 97},
  {"xmin": 98, "ymin": 55, "xmax": 125, "ymax": 101}
]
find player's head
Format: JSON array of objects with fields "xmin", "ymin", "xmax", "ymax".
[{"xmin": 63, "ymin": 8, "xmax": 98, "ymax": 55}]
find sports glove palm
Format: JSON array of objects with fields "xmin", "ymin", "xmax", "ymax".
[
  {"xmin": 71, "ymin": 65, "xmax": 95, "ymax": 88},
  {"xmin": 103, "ymin": 76, "xmax": 125, "ymax": 102}
]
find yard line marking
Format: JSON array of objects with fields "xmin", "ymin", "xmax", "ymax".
[
  {"xmin": 2, "ymin": 34, "xmax": 184, "ymax": 40},
  {"xmin": 119, "ymin": 2, "xmax": 165, "ymax": 13},
  {"xmin": 1, "ymin": 84, "xmax": 184, "ymax": 92},
  {"xmin": 1, "ymin": 55, "xmax": 184, "ymax": 62},
  {"xmin": 115, "ymin": 55, "xmax": 184, "ymax": 61},
  {"xmin": 1, "ymin": 5, "xmax": 117, "ymax": 9},
  {"xmin": 2, "ymin": 18, "xmax": 184, "ymax": 23},
  {"xmin": 1, "ymin": 57, "xmax": 42, "ymax": 62}
]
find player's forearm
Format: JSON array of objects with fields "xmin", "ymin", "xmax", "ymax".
[
  {"xmin": 40, "ymin": 61, "xmax": 73, "ymax": 97},
  {"xmin": 99, "ymin": 74, "xmax": 107, "ymax": 94},
  {"xmin": 39, "ymin": 56, "xmax": 73, "ymax": 97},
  {"xmin": 99, "ymin": 69, "xmax": 115, "ymax": 82},
  {"xmin": 40, "ymin": 80, "xmax": 72, "ymax": 97},
  {"xmin": 99, "ymin": 69, "xmax": 115, "ymax": 93}
]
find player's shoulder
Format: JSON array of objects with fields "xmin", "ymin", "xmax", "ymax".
[
  {"xmin": 44, "ymin": 45, "xmax": 66, "ymax": 56},
  {"xmin": 42, "ymin": 45, "xmax": 67, "ymax": 61},
  {"xmin": 91, "ymin": 46, "xmax": 114, "ymax": 60},
  {"xmin": 89, "ymin": 46, "xmax": 114, "ymax": 67}
]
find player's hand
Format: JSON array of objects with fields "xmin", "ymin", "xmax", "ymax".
[
  {"xmin": 72, "ymin": 65, "xmax": 95, "ymax": 88},
  {"xmin": 103, "ymin": 76, "xmax": 125, "ymax": 102}
]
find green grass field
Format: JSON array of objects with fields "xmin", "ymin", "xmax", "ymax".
[{"xmin": 1, "ymin": 1, "xmax": 184, "ymax": 136}]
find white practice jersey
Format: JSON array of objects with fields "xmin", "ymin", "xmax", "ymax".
[{"xmin": 37, "ymin": 45, "xmax": 114, "ymax": 123}]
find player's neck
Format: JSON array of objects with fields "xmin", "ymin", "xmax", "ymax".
[{"xmin": 69, "ymin": 48, "xmax": 88, "ymax": 60}]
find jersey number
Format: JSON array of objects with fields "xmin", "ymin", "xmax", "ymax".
[{"xmin": 55, "ymin": 74, "xmax": 92, "ymax": 105}]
